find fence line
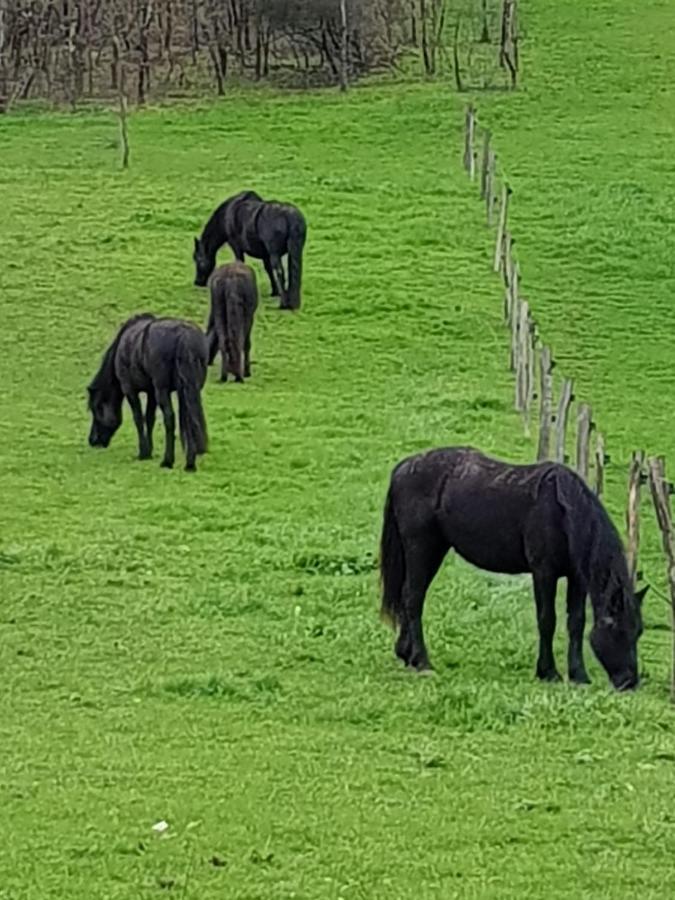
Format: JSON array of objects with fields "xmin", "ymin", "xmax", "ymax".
[{"xmin": 462, "ymin": 105, "xmax": 675, "ymax": 698}]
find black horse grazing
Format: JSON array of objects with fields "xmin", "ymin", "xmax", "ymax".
[
  {"xmin": 88, "ymin": 314, "xmax": 209, "ymax": 472},
  {"xmin": 380, "ymin": 447, "xmax": 647, "ymax": 691},
  {"xmin": 206, "ymin": 262, "xmax": 259, "ymax": 383},
  {"xmin": 193, "ymin": 190, "xmax": 307, "ymax": 310}
]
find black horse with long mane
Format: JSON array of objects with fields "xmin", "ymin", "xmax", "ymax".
[
  {"xmin": 88, "ymin": 314, "xmax": 209, "ymax": 472},
  {"xmin": 380, "ymin": 447, "xmax": 646, "ymax": 690},
  {"xmin": 193, "ymin": 190, "xmax": 307, "ymax": 310}
]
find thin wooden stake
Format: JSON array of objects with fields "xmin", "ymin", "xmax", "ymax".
[
  {"xmin": 493, "ymin": 183, "xmax": 511, "ymax": 273},
  {"xmin": 509, "ymin": 294, "xmax": 520, "ymax": 373},
  {"xmin": 486, "ymin": 150, "xmax": 496, "ymax": 225},
  {"xmin": 626, "ymin": 451, "xmax": 645, "ymax": 586},
  {"xmin": 464, "ymin": 105, "xmax": 476, "ymax": 178},
  {"xmin": 502, "ymin": 231, "xmax": 512, "ymax": 288},
  {"xmin": 554, "ymin": 378, "xmax": 573, "ymax": 464},
  {"xmin": 515, "ymin": 299, "xmax": 529, "ymax": 415},
  {"xmin": 594, "ymin": 432, "xmax": 605, "ymax": 497},
  {"xmin": 575, "ymin": 403, "xmax": 593, "ymax": 481},
  {"xmin": 480, "ymin": 129, "xmax": 491, "ymax": 199},
  {"xmin": 648, "ymin": 456, "xmax": 675, "ymax": 703},
  {"xmin": 118, "ymin": 59, "xmax": 130, "ymax": 169},
  {"xmin": 537, "ymin": 346, "xmax": 553, "ymax": 461},
  {"xmin": 525, "ymin": 317, "xmax": 536, "ymax": 432}
]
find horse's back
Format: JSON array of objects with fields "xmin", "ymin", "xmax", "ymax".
[
  {"xmin": 390, "ymin": 448, "xmax": 570, "ymax": 576},
  {"xmin": 210, "ymin": 262, "xmax": 258, "ymax": 311},
  {"xmin": 117, "ymin": 317, "xmax": 206, "ymax": 392}
]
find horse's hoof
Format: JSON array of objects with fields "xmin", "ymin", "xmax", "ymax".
[
  {"xmin": 160, "ymin": 460, "xmax": 173, "ymax": 469},
  {"xmin": 219, "ymin": 376, "xmax": 228, "ymax": 383},
  {"xmin": 570, "ymin": 672, "xmax": 591, "ymax": 685},
  {"xmin": 537, "ymin": 669, "xmax": 562, "ymax": 683},
  {"xmin": 416, "ymin": 667, "xmax": 436, "ymax": 678},
  {"xmin": 184, "ymin": 464, "xmax": 196, "ymax": 473}
]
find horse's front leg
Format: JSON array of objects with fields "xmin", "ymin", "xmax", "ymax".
[
  {"xmin": 567, "ymin": 576, "xmax": 590, "ymax": 684},
  {"xmin": 533, "ymin": 570, "xmax": 561, "ymax": 682},
  {"xmin": 156, "ymin": 388, "xmax": 176, "ymax": 469},
  {"xmin": 262, "ymin": 253, "xmax": 279, "ymax": 297},
  {"xmin": 205, "ymin": 311, "xmax": 218, "ymax": 366},
  {"xmin": 126, "ymin": 391, "xmax": 151, "ymax": 460},
  {"xmin": 145, "ymin": 392, "xmax": 157, "ymax": 459},
  {"xmin": 229, "ymin": 241, "xmax": 245, "ymax": 263}
]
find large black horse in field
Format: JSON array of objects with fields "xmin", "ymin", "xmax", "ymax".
[
  {"xmin": 88, "ymin": 314, "xmax": 209, "ymax": 472},
  {"xmin": 206, "ymin": 261, "xmax": 259, "ymax": 383},
  {"xmin": 380, "ymin": 447, "xmax": 646, "ymax": 691},
  {"xmin": 193, "ymin": 190, "xmax": 306, "ymax": 311}
]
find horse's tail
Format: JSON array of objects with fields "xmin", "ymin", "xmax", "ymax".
[
  {"xmin": 380, "ymin": 479, "xmax": 406, "ymax": 628},
  {"xmin": 226, "ymin": 294, "xmax": 246, "ymax": 382},
  {"xmin": 286, "ymin": 211, "xmax": 306, "ymax": 310},
  {"xmin": 175, "ymin": 333, "xmax": 208, "ymax": 459}
]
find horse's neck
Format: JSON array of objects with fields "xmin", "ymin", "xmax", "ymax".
[
  {"xmin": 203, "ymin": 211, "xmax": 227, "ymax": 254},
  {"xmin": 588, "ymin": 544, "xmax": 628, "ymax": 620}
]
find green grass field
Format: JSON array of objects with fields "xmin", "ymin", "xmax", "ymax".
[{"xmin": 2, "ymin": 1, "xmax": 675, "ymax": 896}]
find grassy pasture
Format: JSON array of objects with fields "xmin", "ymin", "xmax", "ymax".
[{"xmin": 2, "ymin": 1, "xmax": 675, "ymax": 896}]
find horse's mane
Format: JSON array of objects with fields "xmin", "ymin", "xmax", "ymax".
[
  {"xmin": 554, "ymin": 468, "xmax": 633, "ymax": 617},
  {"xmin": 200, "ymin": 190, "xmax": 264, "ymax": 248},
  {"xmin": 88, "ymin": 314, "xmax": 155, "ymax": 394}
]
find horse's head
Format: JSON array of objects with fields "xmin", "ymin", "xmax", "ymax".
[
  {"xmin": 590, "ymin": 585, "xmax": 647, "ymax": 691},
  {"xmin": 88, "ymin": 385, "xmax": 123, "ymax": 448},
  {"xmin": 193, "ymin": 237, "xmax": 215, "ymax": 287}
]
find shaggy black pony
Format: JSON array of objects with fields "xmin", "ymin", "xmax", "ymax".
[
  {"xmin": 206, "ymin": 261, "xmax": 259, "ymax": 383},
  {"xmin": 193, "ymin": 189, "xmax": 307, "ymax": 310},
  {"xmin": 88, "ymin": 314, "xmax": 208, "ymax": 472},
  {"xmin": 380, "ymin": 447, "xmax": 646, "ymax": 691}
]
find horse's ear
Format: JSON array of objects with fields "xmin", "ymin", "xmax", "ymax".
[{"xmin": 635, "ymin": 585, "xmax": 649, "ymax": 606}]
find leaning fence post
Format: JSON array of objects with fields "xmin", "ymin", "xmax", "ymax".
[
  {"xmin": 464, "ymin": 105, "xmax": 476, "ymax": 179},
  {"xmin": 594, "ymin": 432, "xmax": 605, "ymax": 497},
  {"xmin": 575, "ymin": 403, "xmax": 593, "ymax": 481},
  {"xmin": 525, "ymin": 317, "xmax": 536, "ymax": 430},
  {"xmin": 626, "ymin": 451, "xmax": 645, "ymax": 586},
  {"xmin": 647, "ymin": 456, "xmax": 675, "ymax": 702},
  {"xmin": 480, "ymin": 129, "xmax": 491, "ymax": 200},
  {"xmin": 537, "ymin": 346, "xmax": 553, "ymax": 461},
  {"xmin": 493, "ymin": 183, "xmax": 511, "ymax": 273},
  {"xmin": 554, "ymin": 378, "xmax": 574, "ymax": 464}
]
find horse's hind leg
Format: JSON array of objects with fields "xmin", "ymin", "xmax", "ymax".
[
  {"xmin": 533, "ymin": 570, "xmax": 561, "ymax": 682},
  {"xmin": 263, "ymin": 254, "xmax": 279, "ymax": 297},
  {"xmin": 269, "ymin": 253, "xmax": 288, "ymax": 309},
  {"xmin": 127, "ymin": 391, "xmax": 151, "ymax": 460},
  {"xmin": 244, "ymin": 330, "xmax": 252, "ymax": 378},
  {"xmin": 566, "ymin": 576, "xmax": 590, "ymax": 684},
  {"xmin": 156, "ymin": 388, "xmax": 176, "ymax": 469},
  {"xmin": 401, "ymin": 535, "xmax": 447, "ymax": 672},
  {"xmin": 145, "ymin": 392, "xmax": 157, "ymax": 458}
]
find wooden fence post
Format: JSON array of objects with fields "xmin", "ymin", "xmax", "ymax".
[
  {"xmin": 575, "ymin": 403, "xmax": 593, "ymax": 481},
  {"xmin": 554, "ymin": 378, "xmax": 574, "ymax": 464},
  {"xmin": 594, "ymin": 432, "xmax": 605, "ymax": 497},
  {"xmin": 515, "ymin": 299, "xmax": 529, "ymax": 416},
  {"xmin": 647, "ymin": 456, "xmax": 675, "ymax": 702},
  {"xmin": 486, "ymin": 150, "xmax": 496, "ymax": 225},
  {"xmin": 501, "ymin": 231, "xmax": 512, "ymax": 288},
  {"xmin": 493, "ymin": 183, "xmax": 511, "ymax": 273},
  {"xmin": 509, "ymin": 294, "xmax": 520, "ymax": 373},
  {"xmin": 626, "ymin": 451, "xmax": 645, "ymax": 586},
  {"xmin": 525, "ymin": 317, "xmax": 536, "ymax": 431},
  {"xmin": 464, "ymin": 105, "xmax": 476, "ymax": 179},
  {"xmin": 537, "ymin": 346, "xmax": 553, "ymax": 461},
  {"xmin": 480, "ymin": 129, "xmax": 491, "ymax": 200}
]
